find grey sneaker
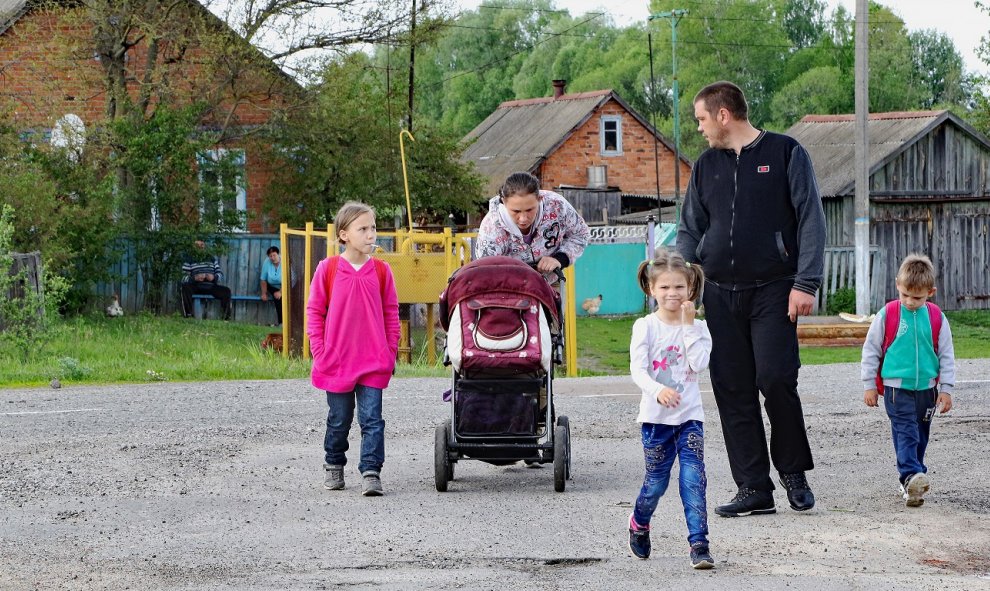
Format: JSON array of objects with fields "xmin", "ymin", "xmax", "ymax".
[
  {"xmin": 904, "ymin": 472, "xmax": 930, "ymax": 507},
  {"xmin": 361, "ymin": 471, "xmax": 384, "ymax": 496},
  {"xmin": 323, "ymin": 464, "xmax": 344, "ymax": 490}
]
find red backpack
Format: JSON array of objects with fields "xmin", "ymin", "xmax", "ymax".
[
  {"xmin": 875, "ymin": 300, "xmax": 942, "ymax": 392},
  {"xmin": 323, "ymin": 255, "xmax": 389, "ymax": 305}
]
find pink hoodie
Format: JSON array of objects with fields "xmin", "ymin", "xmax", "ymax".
[{"xmin": 306, "ymin": 257, "xmax": 400, "ymax": 392}]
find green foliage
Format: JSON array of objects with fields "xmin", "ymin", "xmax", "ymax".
[
  {"xmin": 263, "ymin": 53, "xmax": 484, "ymax": 226},
  {"xmin": 0, "ymin": 205, "xmax": 69, "ymax": 360},
  {"xmin": 108, "ymin": 104, "xmax": 243, "ymax": 311},
  {"xmin": 825, "ymin": 286, "xmax": 857, "ymax": 315}
]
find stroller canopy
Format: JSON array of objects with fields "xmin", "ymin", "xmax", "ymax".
[{"xmin": 440, "ymin": 256, "xmax": 560, "ymax": 332}]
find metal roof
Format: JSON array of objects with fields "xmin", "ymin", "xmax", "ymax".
[
  {"xmin": 462, "ymin": 89, "xmax": 689, "ymax": 196},
  {"xmin": 784, "ymin": 110, "xmax": 990, "ymax": 197}
]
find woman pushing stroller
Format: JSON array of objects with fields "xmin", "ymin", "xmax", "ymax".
[{"xmin": 476, "ymin": 171, "xmax": 590, "ymax": 273}]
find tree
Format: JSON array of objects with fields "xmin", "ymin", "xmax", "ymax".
[
  {"xmin": 770, "ymin": 66, "xmax": 850, "ymax": 127},
  {"xmin": 909, "ymin": 29, "xmax": 969, "ymax": 110},
  {"xmin": 262, "ymin": 53, "xmax": 483, "ymax": 226}
]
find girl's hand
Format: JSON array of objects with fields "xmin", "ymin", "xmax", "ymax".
[
  {"xmin": 656, "ymin": 386, "xmax": 681, "ymax": 408},
  {"xmin": 681, "ymin": 301, "xmax": 697, "ymax": 324}
]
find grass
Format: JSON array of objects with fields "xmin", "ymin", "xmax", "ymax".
[
  {"xmin": 575, "ymin": 310, "xmax": 990, "ymax": 375},
  {"xmin": 1, "ymin": 309, "xmax": 986, "ymax": 388}
]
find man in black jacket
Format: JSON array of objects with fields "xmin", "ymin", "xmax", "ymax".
[{"xmin": 677, "ymin": 81, "xmax": 826, "ymax": 517}]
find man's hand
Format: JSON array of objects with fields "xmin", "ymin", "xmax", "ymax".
[
  {"xmin": 260, "ymin": 292, "xmax": 268, "ymax": 302},
  {"xmin": 788, "ymin": 289, "xmax": 815, "ymax": 322},
  {"xmin": 194, "ymin": 273, "xmax": 215, "ymax": 283},
  {"xmin": 536, "ymin": 256, "xmax": 562, "ymax": 273}
]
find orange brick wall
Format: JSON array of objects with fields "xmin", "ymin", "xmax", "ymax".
[
  {"xmin": 0, "ymin": 6, "xmax": 294, "ymax": 233},
  {"xmin": 539, "ymin": 99, "xmax": 691, "ymax": 197}
]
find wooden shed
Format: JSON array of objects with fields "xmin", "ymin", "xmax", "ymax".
[{"xmin": 787, "ymin": 110, "xmax": 990, "ymax": 310}]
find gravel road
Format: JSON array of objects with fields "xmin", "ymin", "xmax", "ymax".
[{"xmin": 2, "ymin": 360, "xmax": 989, "ymax": 590}]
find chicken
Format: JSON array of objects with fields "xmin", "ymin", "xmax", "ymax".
[
  {"xmin": 106, "ymin": 294, "xmax": 124, "ymax": 317},
  {"xmin": 581, "ymin": 294, "xmax": 603, "ymax": 315}
]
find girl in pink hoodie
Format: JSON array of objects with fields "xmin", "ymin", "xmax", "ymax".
[{"xmin": 306, "ymin": 202, "xmax": 400, "ymax": 496}]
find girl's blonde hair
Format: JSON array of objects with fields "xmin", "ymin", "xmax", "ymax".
[
  {"xmin": 334, "ymin": 201, "xmax": 375, "ymax": 245},
  {"xmin": 636, "ymin": 247, "xmax": 705, "ymax": 301}
]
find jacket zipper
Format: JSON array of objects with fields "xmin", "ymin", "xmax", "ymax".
[
  {"xmin": 730, "ymin": 152, "xmax": 739, "ymax": 281},
  {"xmin": 911, "ymin": 308, "xmax": 920, "ymax": 388}
]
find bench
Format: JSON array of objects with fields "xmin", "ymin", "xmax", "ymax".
[{"xmin": 192, "ymin": 293, "xmax": 277, "ymax": 322}]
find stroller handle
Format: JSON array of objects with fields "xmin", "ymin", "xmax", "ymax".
[{"xmin": 526, "ymin": 261, "xmax": 566, "ymax": 285}]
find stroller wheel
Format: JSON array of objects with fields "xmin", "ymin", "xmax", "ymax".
[
  {"xmin": 556, "ymin": 416, "xmax": 571, "ymax": 480},
  {"xmin": 434, "ymin": 421, "xmax": 452, "ymax": 492},
  {"xmin": 553, "ymin": 424, "xmax": 568, "ymax": 492}
]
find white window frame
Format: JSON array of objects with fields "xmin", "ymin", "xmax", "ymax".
[
  {"xmin": 198, "ymin": 148, "xmax": 247, "ymax": 232},
  {"xmin": 600, "ymin": 115, "xmax": 623, "ymax": 156}
]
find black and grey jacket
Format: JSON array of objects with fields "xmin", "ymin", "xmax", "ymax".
[{"xmin": 676, "ymin": 130, "xmax": 826, "ymax": 295}]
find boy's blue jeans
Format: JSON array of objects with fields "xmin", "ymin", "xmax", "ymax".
[
  {"xmin": 324, "ymin": 385, "xmax": 384, "ymax": 474},
  {"xmin": 883, "ymin": 386, "xmax": 936, "ymax": 484},
  {"xmin": 633, "ymin": 420, "xmax": 709, "ymax": 547}
]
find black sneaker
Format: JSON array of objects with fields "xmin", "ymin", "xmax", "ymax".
[
  {"xmin": 690, "ymin": 543, "xmax": 715, "ymax": 569},
  {"xmin": 778, "ymin": 472, "xmax": 815, "ymax": 511},
  {"xmin": 714, "ymin": 487, "xmax": 776, "ymax": 517},
  {"xmin": 628, "ymin": 517, "xmax": 651, "ymax": 559}
]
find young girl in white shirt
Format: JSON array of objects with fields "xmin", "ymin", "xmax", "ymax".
[{"xmin": 627, "ymin": 247, "xmax": 714, "ymax": 569}]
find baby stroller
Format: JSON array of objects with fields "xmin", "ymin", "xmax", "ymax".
[{"xmin": 434, "ymin": 256, "xmax": 572, "ymax": 492}]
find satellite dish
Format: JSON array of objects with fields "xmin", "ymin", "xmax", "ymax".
[{"xmin": 51, "ymin": 114, "xmax": 86, "ymax": 161}]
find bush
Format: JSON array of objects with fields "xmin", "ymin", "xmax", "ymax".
[{"xmin": 826, "ymin": 287, "xmax": 856, "ymax": 315}]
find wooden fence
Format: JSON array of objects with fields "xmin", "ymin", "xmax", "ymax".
[{"xmin": 817, "ymin": 246, "xmax": 886, "ymax": 314}]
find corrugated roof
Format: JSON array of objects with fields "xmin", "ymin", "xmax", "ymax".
[
  {"xmin": 462, "ymin": 89, "xmax": 690, "ymax": 197},
  {"xmin": 0, "ymin": 0, "xmax": 27, "ymax": 35},
  {"xmin": 461, "ymin": 91, "xmax": 613, "ymax": 196},
  {"xmin": 786, "ymin": 110, "xmax": 951, "ymax": 197}
]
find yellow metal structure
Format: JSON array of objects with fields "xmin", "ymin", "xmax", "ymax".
[{"xmin": 278, "ymin": 223, "xmax": 579, "ymax": 374}]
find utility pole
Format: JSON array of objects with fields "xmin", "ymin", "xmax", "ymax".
[
  {"xmin": 648, "ymin": 9, "xmax": 687, "ymax": 227},
  {"xmin": 407, "ymin": 0, "xmax": 417, "ymax": 133},
  {"xmin": 854, "ymin": 0, "xmax": 870, "ymax": 315}
]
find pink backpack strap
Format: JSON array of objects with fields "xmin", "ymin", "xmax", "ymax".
[
  {"xmin": 926, "ymin": 301, "xmax": 942, "ymax": 354},
  {"xmin": 875, "ymin": 300, "xmax": 901, "ymax": 393},
  {"xmin": 323, "ymin": 256, "xmax": 340, "ymax": 307}
]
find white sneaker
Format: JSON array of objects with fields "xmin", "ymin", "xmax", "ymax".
[{"xmin": 904, "ymin": 473, "xmax": 930, "ymax": 507}]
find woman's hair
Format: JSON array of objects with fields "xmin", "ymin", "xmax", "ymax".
[
  {"xmin": 266, "ymin": 246, "xmax": 279, "ymax": 256},
  {"xmin": 498, "ymin": 171, "xmax": 540, "ymax": 201},
  {"xmin": 334, "ymin": 201, "xmax": 375, "ymax": 245},
  {"xmin": 896, "ymin": 253, "xmax": 936, "ymax": 291},
  {"xmin": 636, "ymin": 247, "xmax": 705, "ymax": 301}
]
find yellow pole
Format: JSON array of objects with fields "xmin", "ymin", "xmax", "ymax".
[
  {"xmin": 564, "ymin": 265, "xmax": 578, "ymax": 377},
  {"xmin": 303, "ymin": 222, "xmax": 314, "ymax": 360},
  {"xmin": 399, "ymin": 130, "xmax": 416, "ymax": 232},
  {"xmin": 279, "ymin": 223, "xmax": 289, "ymax": 358}
]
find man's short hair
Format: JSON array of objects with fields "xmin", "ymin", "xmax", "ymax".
[
  {"xmin": 266, "ymin": 246, "xmax": 279, "ymax": 256},
  {"xmin": 694, "ymin": 81, "xmax": 749, "ymax": 121},
  {"xmin": 896, "ymin": 254, "xmax": 936, "ymax": 291}
]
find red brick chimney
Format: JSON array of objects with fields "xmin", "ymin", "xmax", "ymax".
[{"xmin": 552, "ymin": 79, "xmax": 567, "ymax": 99}]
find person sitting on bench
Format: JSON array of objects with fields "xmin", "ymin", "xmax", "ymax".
[{"xmin": 181, "ymin": 240, "xmax": 231, "ymax": 320}]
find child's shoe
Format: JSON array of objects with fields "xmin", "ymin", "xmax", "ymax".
[
  {"xmin": 361, "ymin": 471, "xmax": 384, "ymax": 496},
  {"xmin": 628, "ymin": 514, "xmax": 651, "ymax": 559},
  {"xmin": 904, "ymin": 472, "xmax": 930, "ymax": 507},
  {"xmin": 323, "ymin": 464, "xmax": 344, "ymax": 490},
  {"xmin": 690, "ymin": 543, "xmax": 715, "ymax": 569}
]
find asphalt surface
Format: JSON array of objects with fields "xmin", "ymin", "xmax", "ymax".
[{"xmin": 2, "ymin": 360, "xmax": 989, "ymax": 590}]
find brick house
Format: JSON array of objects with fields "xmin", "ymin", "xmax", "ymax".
[
  {"xmin": 0, "ymin": 0, "xmax": 300, "ymax": 233},
  {"xmin": 461, "ymin": 81, "xmax": 692, "ymax": 222}
]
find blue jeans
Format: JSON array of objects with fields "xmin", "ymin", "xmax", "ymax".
[
  {"xmin": 324, "ymin": 385, "xmax": 385, "ymax": 474},
  {"xmin": 883, "ymin": 386, "xmax": 936, "ymax": 484},
  {"xmin": 633, "ymin": 420, "xmax": 709, "ymax": 547}
]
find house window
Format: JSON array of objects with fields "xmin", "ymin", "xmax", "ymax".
[
  {"xmin": 198, "ymin": 149, "xmax": 247, "ymax": 232},
  {"xmin": 600, "ymin": 115, "xmax": 622, "ymax": 156}
]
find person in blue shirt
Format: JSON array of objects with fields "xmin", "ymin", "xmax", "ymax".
[{"xmin": 260, "ymin": 246, "xmax": 283, "ymax": 325}]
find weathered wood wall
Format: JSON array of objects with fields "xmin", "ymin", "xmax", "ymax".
[
  {"xmin": 822, "ymin": 122, "xmax": 990, "ymax": 310},
  {"xmin": 560, "ymin": 189, "xmax": 622, "ymax": 224}
]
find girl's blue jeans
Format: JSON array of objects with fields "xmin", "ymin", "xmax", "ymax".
[
  {"xmin": 633, "ymin": 420, "xmax": 709, "ymax": 547},
  {"xmin": 324, "ymin": 385, "xmax": 384, "ymax": 474},
  {"xmin": 883, "ymin": 386, "xmax": 936, "ymax": 484}
]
